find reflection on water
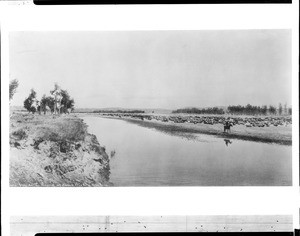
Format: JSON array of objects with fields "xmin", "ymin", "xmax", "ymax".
[
  {"xmin": 83, "ymin": 116, "xmax": 292, "ymax": 186},
  {"xmin": 224, "ymin": 139, "xmax": 233, "ymax": 146}
]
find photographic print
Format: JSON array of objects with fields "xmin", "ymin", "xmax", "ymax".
[{"xmin": 9, "ymin": 30, "xmax": 292, "ymax": 186}]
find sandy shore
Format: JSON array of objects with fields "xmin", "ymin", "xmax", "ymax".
[
  {"xmin": 90, "ymin": 114, "xmax": 292, "ymax": 145},
  {"xmin": 9, "ymin": 112, "xmax": 111, "ymax": 187}
]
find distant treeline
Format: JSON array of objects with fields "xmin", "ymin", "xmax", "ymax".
[
  {"xmin": 227, "ymin": 104, "xmax": 292, "ymax": 116},
  {"xmin": 172, "ymin": 103, "xmax": 292, "ymax": 116},
  {"xmin": 172, "ymin": 107, "xmax": 225, "ymax": 115},
  {"xmin": 93, "ymin": 110, "xmax": 145, "ymax": 114}
]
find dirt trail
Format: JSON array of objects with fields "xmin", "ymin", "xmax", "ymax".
[{"xmin": 9, "ymin": 113, "xmax": 111, "ymax": 187}]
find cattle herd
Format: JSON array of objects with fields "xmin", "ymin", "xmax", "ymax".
[{"xmin": 99, "ymin": 113, "xmax": 292, "ymax": 128}]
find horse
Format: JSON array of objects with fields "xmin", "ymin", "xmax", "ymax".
[{"xmin": 223, "ymin": 122, "xmax": 232, "ymax": 133}]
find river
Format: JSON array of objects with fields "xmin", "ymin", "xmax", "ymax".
[{"xmin": 83, "ymin": 116, "xmax": 292, "ymax": 186}]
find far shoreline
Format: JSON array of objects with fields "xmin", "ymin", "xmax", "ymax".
[{"xmin": 77, "ymin": 113, "xmax": 292, "ymax": 146}]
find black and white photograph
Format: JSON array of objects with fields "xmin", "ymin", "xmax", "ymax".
[
  {"xmin": 8, "ymin": 30, "xmax": 292, "ymax": 187},
  {"xmin": 1, "ymin": 2, "xmax": 299, "ymax": 236}
]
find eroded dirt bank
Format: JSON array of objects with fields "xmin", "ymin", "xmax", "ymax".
[{"xmin": 9, "ymin": 113, "xmax": 110, "ymax": 187}]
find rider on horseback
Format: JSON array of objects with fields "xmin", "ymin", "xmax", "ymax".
[{"xmin": 224, "ymin": 119, "xmax": 232, "ymax": 133}]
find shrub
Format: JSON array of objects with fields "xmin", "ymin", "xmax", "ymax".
[
  {"xmin": 24, "ymin": 89, "xmax": 37, "ymax": 113},
  {"xmin": 12, "ymin": 129, "xmax": 27, "ymax": 140}
]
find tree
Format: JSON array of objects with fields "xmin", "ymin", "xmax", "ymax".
[
  {"xmin": 60, "ymin": 89, "xmax": 75, "ymax": 113},
  {"xmin": 261, "ymin": 105, "xmax": 268, "ymax": 115},
  {"xmin": 47, "ymin": 96, "xmax": 55, "ymax": 113},
  {"xmin": 50, "ymin": 83, "xmax": 60, "ymax": 96},
  {"xmin": 40, "ymin": 95, "xmax": 47, "ymax": 114},
  {"xmin": 284, "ymin": 103, "xmax": 287, "ymax": 115},
  {"xmin": 49, "ymin": 84, "xmax": 75, "ymax": 114},
  {"xmin": 23, "ymin": 89, "xmax": 37, "ymax": 113},
  {"xmin": 268, "ymin": 105, "xmax": 276, "ymax": 115},
  {"xmin": 9, "ymin": 79, "xmax": 19, "ymax": 101},
  {"xmin": 278, "ymin": 103, "xmax": 283, "ymax": 115},
  {"xmin": 40, "ymin": 95, "xmax": 55, "ymax": 114},
  {"xmin": 288, "ymin": 108, "xmax": 292, "ymax": 115}
]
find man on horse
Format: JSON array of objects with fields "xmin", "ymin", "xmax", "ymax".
[{"xmin": 224, "ymin": 119, "xmax": 232, "ymax": 133}]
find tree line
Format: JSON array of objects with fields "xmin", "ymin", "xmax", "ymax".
[
  {"xmin": 227, "ymin": 103, "xmax": 292, "ymax": 116},
  {"xmin": 23, "ymin": 84, "xmax": 75, "ymax": 114},
  {"xmin": 10, "ymin": 79, "xmax": 292, "ymax": 116},
  {"xmin": 172, "ymin": 107, "xmax": 225, "ymax": 115},
  {"xmin": 93, "ymin": 109, "xmax": 145, "ymax": 114},
  {"xmin": 172, "ymin": 103, "xmax": 292, "ymax": 116}
]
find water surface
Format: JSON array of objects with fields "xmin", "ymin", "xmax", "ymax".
[{"xmin": 83, "ymin": 116, "xmax": 292, "ymax": 186}]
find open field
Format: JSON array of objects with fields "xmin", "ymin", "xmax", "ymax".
[
  {"xmin": 84, "ymin": 113, "xmax": 292, "ymax": 145},
  {"xmin": 9, "ymin": 112, "xmax": 110, "ymax": 186}
]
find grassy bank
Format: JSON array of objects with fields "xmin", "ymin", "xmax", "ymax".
[
  {"xmin": 10, "ymin": 113, "xmax": 110, "ymax": 187},
  {"xmin": 99, "ymin": 115, "xmax": 292, "ymax": 145}
]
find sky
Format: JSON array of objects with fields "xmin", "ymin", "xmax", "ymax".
[{"xmin": 9, "ymin": 30, "xmax": 291, "ymax": 109}]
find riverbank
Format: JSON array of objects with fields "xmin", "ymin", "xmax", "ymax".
[
  {"xmin": 9, "ymin": 113, "xmax": 110, "ymax": 186},
  {"xmin": 89, "ymin": 113, "xmax": 292, "ymax": 145}
]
